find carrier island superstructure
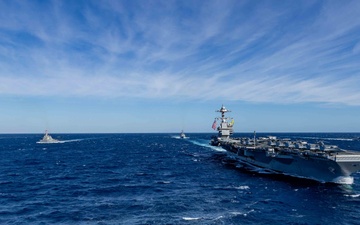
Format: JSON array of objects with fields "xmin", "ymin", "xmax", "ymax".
[{"xmin": 210, "ymin": 105, "xmax": 360, "ymax": 184}]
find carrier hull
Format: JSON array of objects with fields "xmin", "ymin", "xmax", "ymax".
[
  {"xmin": 210, "ymin": 105, "xmax": 360, "ymax": 184},
  {"xmin": 219, "ymin": 142, "xmax": 360, "ymax": 184}
]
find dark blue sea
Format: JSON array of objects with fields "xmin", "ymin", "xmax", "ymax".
[{"xmin": 1, "ymin": 133, "xmax": 360, "ymax": 225}]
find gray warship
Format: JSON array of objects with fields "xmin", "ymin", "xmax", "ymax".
[
  {"xmin": 210, "ymin": 105, "xmax": 360, "ymax": 184},
  {"xmin": 37, "ymin": 130, "xmax": 63, "ymax": 144}
]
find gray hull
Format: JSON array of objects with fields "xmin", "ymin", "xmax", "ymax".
[{"xmin": 225, "ymin": 146, "xmax": 359, "ymax": 184}]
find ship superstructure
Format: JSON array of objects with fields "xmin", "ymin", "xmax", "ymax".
[
  {"xmin": 213, "ymin": 105, "xmax": 234, "ymax": 139},
  {"xmin": 210, "ymin": 105, "xmax": 360, "ymax": 184}
]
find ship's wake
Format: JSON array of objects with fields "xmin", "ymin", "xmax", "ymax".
[
  {"xmin": 171, "ymin": 135, "xmax": 189, "ymax": 139},
  {"xmin": 189, "ymin": 139, "xmax": 282, "ymax": 174},
  {"xmin": 188, "ymin": 138, "xmax": 226, "ymax": 152},
  {"xmin": 61, "ymin": 139, "xmax": 84, "ymax": 143},
  {"xmin": 36, "ymin": 139, "xmax": 84, "ymax": 144},
  {"xmin": 292, "ymin": 136, "xmax": 355, "ymax": 142}
]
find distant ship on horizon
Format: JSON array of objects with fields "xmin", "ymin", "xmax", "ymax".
[
  {"xmin": 180, "ymin": 130, "xmax": 186, "ymax": 139},
  {"xmin": 37, "ymin": 130, "xmax": 63, "ymax": 144}
]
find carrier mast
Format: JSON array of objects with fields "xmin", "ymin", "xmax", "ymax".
[{"xmin": 215, "ymin": 105, "xmax": 234, "ymax": 139}]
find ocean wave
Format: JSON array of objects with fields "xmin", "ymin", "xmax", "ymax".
[{"xmin": 1, "ymin": 133, "xmax": 360, "ymax": 224}]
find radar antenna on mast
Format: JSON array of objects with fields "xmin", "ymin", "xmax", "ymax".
[{"xmin": 214, "ymin": 105, "xmax": 233, "ymax": 139}]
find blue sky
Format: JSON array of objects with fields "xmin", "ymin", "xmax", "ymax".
[{"xmin": 1, "ymin": 0, "xmax": 360, "ymax": 133}]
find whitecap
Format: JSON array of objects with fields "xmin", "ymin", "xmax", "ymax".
[
  {"xmin": 230, "ymin": 211, "xmax": 245, "ymax": 216},
  {"xmin": 214, "ymin": 215, "xmax": 224, "ymax": 220},
  {"xmin": 182, "ymin": 217, "xmax": 201, "ymax": 221},
  {"xmin": 235, "ymin": 186, "xmax": 250, "ymax": 190},
  {"xmin": 231, "ymin": 209, "xmax": 255, "ymax": 216},
  {"xmin": 157, "ymin": 181, "xmax": 171, "ymax": 184},
  {"xmin": 344, "ymin": 194, "xmax": 360, "ymax": 198}
]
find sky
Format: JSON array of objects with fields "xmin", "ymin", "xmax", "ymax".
[{"xmin": 0, "ymin": 0, "xmax": 360, "ymax": 133}]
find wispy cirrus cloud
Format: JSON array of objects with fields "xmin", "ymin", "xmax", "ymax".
[{"xmin": 0, "ymin": 0, "xmax": 360, "ymax": 106}]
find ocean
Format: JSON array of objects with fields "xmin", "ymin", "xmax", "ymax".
[{"xmin": 0, "ymin": 133, "xmax": 359, "ymax": 224}]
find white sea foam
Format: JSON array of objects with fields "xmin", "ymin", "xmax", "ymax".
[
  {"xmin": 230, "ymin": 209, "xmax": 255, "ymax": 217},
  {"xmin": 231, "ymin": 209, "xmax": 255, "ymax": 216},
  {"xmin": 157, "ymin": 181, "xmax": 171, "ymax": 184},
  {"xmin": 171, "ymin": 135, "xmax": 189, "ymax": 139},
  {"xmin": 210, "ymin": 146, "xmax": 227, "ymax": 152},
  {"xmin": 332, "ymin": 176, "xmax": 354, "ymax": 185},
  {"xmin": 182, "ymin": 217, "xmax": 201, "ymax": 221},
  {"xmin": 62, "ymin": 139, "xmax": 83, "ymax": 143},
  {"xmin": 214, "ymin": 215, "xmax": 224, "ymax": 220},
  {"xmin": 294, "ymin": 136, "xmax": 354, "ymax": 141},
  {"xmin": 36, "ymin": 141, "xmax": 65, "ymax": 144},
  {"xmin": 344, "ymin": 194, "xmax": 360, "ymax": 198},
  {"xmin": 36, "ymin": 139, "xmax": 83, "ymax": 144},
  {"xmin": 235, "ymin": 186, "xmax": 250, "ymax": 190},
  {"xmin": 230, "ymin": 211, "xmax": 244, "ymax": 216},
  {"xmin": 188, "ymin": 139, "xmax": 226, "ymax": 152}
]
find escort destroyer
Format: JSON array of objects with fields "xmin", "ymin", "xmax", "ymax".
[
  {"xmin": 180, "ymin": 130, "xmax": 186, "ymax": 139},
  {"xmin": 37, "ymin": 130, "xmax": 63, "ymax": 144},
  {"xmin": 210, "ymin": 105, "xmax": 360, "ymax": 184}
]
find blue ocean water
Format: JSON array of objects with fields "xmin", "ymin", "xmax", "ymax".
[{"xmin": 0, "ymin": 133, "xmax": 359, "ymax": 225}]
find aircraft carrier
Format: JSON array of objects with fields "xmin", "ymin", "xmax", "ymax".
[{"xmin": 210, "ymin": 105, "xmax": 360, "ymax": 184}]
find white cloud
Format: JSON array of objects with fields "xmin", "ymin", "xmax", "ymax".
[
  {"xmin": 1, "ymin": 71, "xmax": 360, "ymax": 106},
  {"xmin": 0, "ymin": 0, "xmax": 360, "ymax": 106}
]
